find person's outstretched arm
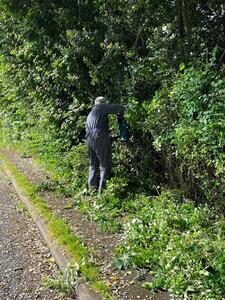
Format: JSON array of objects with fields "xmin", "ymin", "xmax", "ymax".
[{"xmin": 103, "ymin": 103, "xmax": 124, "ymax": 115}]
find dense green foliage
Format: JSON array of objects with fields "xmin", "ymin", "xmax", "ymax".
[
  {"xmin": 0, "ymin": 0, "xmax": 225, "ymax": 299},
  {"xmin": 115, "ymin": 191, "xmax": 225, "ymax": 299},
  {"xmin": 143, "ymin": 63, "xmax": 225, "ymax": 205}
]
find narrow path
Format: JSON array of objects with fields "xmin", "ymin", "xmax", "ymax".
[
  {"xmin": 0, "ymin": 170, "xmax": 66, "ymax": 300},
  {"xmin": 0, "ymin": 148, "xmax": 174, "ymax": 300}
]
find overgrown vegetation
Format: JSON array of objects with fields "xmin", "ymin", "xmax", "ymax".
[
  {"xmin": 115, "ymin": 191, "xmax": 225, "ymax": 300},
  {"xmin": 0, "ymin": 0, "xmax": 225, "ymax": 299}
]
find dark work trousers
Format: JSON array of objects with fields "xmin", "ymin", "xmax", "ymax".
[{"xmin": 87, "ymin": 129, "xmax": 112, "ymax": 194}]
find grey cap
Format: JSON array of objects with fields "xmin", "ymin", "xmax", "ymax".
[{"xmin": 94, "ymin": 96, "xmax": 106, "ymax": 105}]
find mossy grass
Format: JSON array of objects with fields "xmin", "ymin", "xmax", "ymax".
[
  {"xmin": 16, "ymin": 201, "xmax": 28, "ymax": 213},
  {"xmin": 0, "ymin": 151, "xmax": 114, "ymax": 300}
]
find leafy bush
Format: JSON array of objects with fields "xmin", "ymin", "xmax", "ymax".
[{"xmin": 144, "ymin": 63, "xmax": 225, "ymax": 207}]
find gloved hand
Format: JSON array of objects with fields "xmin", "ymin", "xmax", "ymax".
[{"xmin": 117, "ymin": 112, "xmax": 125, "ymax": 124}]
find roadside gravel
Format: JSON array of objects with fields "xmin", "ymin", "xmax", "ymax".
[{"xmin": 0, "ymin": 169, "xmax": 68, "ymax": 300}]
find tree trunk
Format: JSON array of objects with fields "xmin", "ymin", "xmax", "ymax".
[{"xmin": 177, "ymin": 0, "xmax": 191, "ymax": 58}]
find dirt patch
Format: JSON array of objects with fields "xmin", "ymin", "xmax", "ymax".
[{"xmin": 1, "ymin": 148, "xmax": 176, "ymax": 300}]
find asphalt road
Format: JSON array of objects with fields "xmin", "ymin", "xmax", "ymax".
[{"xmin": 0, "ymin": 169, "xmax": 64, "ymax": 300}]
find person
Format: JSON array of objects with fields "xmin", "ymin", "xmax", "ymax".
[{"xmin": 86, "ymin": 96, "xmax": 124, "ymax": 194}]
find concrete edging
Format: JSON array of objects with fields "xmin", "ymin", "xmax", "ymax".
[{"xmin": 0, "ymin": 160, "xmax": 103, "ymax": 300}]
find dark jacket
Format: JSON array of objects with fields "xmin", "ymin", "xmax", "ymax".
[{"xmin": 86, "ymin": 103, "xmax": 124, "ymax": 138}]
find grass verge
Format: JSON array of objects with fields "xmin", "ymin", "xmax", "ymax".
[{"xmin": 0, "ymin": 151, "xmax": 113, "ymax": 300}]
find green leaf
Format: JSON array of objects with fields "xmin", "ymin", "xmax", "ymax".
[{"xmin": 179, "ymin": 63, "xmax": 185, "ymax": 71}]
